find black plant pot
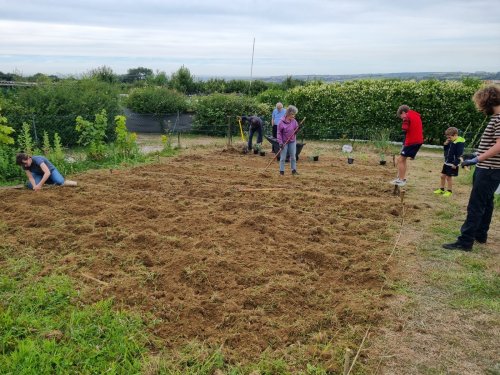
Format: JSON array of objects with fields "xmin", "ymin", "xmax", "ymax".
[
  {"xmin": 379, "ymin": 160, "xmax": 387, "ymax": 165},
  {"xmin": 313, "ymin": 156, "xmax": 319, "ymax": 161},
  {"xmin": 347, "ymin": 158, "xmax": 354, "ymax": 164}
]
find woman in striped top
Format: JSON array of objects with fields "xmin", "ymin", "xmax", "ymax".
[{"xmin": 443, "ymin": 85, "xmax": 500, "ymax": 251}]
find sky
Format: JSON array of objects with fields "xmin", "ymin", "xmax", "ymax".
[{"xmin": 1, "ymin": 0, "xmax": 499, "ymax": 78}]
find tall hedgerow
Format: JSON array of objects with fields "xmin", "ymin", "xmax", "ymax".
[
  {"xmin": 287, "ymin": 79, "xmax": 484, "ymax": 145},
  {"xmin": 126, "ymin": 86, "xmax": 188, "ymax": 114},
  {"xmin": 192, "ymin": 94, "xmax": 271, "ymax": 136},
  {"xmin": 1, "ymin": 79, "xmax": 120, "ymax": 146}
]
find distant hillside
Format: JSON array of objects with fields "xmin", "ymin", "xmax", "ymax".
[
  {"xmin": 261, "ymin": 71, "xmax": 500, "ymax": 83},
  {"xmin": 199, "ymin": 71, "xmax": 500, "ymax": 83}
]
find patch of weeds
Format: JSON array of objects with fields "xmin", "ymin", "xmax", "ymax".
[
  {"xmin": 0, "ymin": 260, "xmax": 148, "ymax": 373},
  {"xmin": 451, "ymin": 272, "xmax": 500, "ymax": 311},
  {"xmin": 434, "ymin": 209, "xmax": 457, "ymax": 220},
  {"xmin": 456, "ymin": 255, "xmax": 487, "ymax": 272},
  {"xmin": 430, "ymin": 225, "xmax": 460, "ymax": 237},
  {"xmin": 388, "ymin": 280, "xmax": 414, "ymax": 296},
  {"xmin": 142, "ymin": 342, "xmax": 225, "ymax": 375},
  {"xmin": 428, "ymin": 266, "xmax": 500, "ymax": 312}
]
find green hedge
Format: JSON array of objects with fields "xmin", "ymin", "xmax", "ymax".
[
  {"xmin": 192, "ymin": 94, "xmax": 271, "ymax": 136},
  {"xmin": 286, "ymin": 79, "xmax": 485, "ymax": 145},
  {"xmin": 0, "ymin": 80, "xmax": 120, "ymax": 147},
  {"xmin": 256, "ymin": 88, "xmax": 288, "ymax": 108},
  {"xmin": 125, "ymin": 86, "xmax": 188, "ymax": 114}
]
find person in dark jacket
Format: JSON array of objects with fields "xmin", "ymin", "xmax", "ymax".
[
  {"xmin": 391, "ymin": 105, "xmax": 424, "ymax": 187},
  {"xmin": 433, "ymin": 127, "xmax": 465, "ymax": 197},
  {"xmin": 16, "ymin": 153, "xmax": 77, "ymax": 191},
  {"xmin": 240, "ymin": 115, "xmax": 263, "ymax": 151}
]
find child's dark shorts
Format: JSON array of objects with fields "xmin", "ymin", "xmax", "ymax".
[
  {"xmin": 441, "ymin": 164, "xmax": 459, "ymax": 177},
  {"xmin": 400, "ymin": 144, "xmax": 422, "ymax": 159}
]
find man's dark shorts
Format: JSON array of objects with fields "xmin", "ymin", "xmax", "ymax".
[
  {"xmin": 400, "ymin": 144, "xmax": 422, "ymax": 159},
  {"xmin": 441, "ymin": 164, "xmax": 459, "ymax": 177}
]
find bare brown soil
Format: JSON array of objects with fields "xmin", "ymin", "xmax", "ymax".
[{"xmin": 0, "ymin": 147, "xmax": 407, "ymax": 366}]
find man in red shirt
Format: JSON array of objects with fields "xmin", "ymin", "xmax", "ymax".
[{"xmin": 391, "ymin": 105, "xmax": 424, "ymax": 187}]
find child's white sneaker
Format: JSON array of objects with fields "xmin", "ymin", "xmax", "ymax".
[
  {"xmin": 390, "ymin": 178, "xmax": 406, "ymax": 186},
  {"xmin": 390, "ymin": 178, "xmax": 406, "ymax": 187}
]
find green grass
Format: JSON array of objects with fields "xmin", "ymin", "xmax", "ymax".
[
  {"xmin": 417, "ymin": 176, "xmax": 500, "ymax": 314},
  {"xmin": 0, "ymin": 259, "xmax": 148, "ymax": 374},
  {"xmin": 451, "ymin": 271, "xmax": 500, "ymax": 310}
]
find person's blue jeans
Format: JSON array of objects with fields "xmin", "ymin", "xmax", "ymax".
[
  {"xmin": 27, "ymin": 168, "xmax": 65, "ymax": 189},
  {"xmin": 280, "ymin": 141, "xmax": 297, "ymax": 172},
  {"xmin": 457, "ymin": 167, "xmax": 500, "ymax": 245},
  {"xmin": 248, "ymin": 126, "xmax": 263, "ymax": 150}
]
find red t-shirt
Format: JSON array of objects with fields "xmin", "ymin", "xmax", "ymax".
[{"xmin": 402, "ymin": 110, "xmax": 424, "ymax": 146}]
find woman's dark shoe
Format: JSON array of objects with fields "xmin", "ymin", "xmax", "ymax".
[
  {"xmin": 442, "ymin": 242, "xmax": 472, "ymax": 251},
  {"xmin": 292, "ymin": 170, "xmax": 299, "ymax": 175}
]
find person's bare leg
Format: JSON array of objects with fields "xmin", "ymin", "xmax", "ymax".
[
  {"xmin": 446, "ymin": 176, "xmax": 452, "ymax": 191},
  {"xmin": 440, "ymin": 173, "xmax": 446, "ymax": 188},
  {"xmin": 63, "ymin": 180, "xmax": 78, "ymax": 187},
  {"xmin": 398, "ymin": 156, "xmax": 408, "ymax": 180}
]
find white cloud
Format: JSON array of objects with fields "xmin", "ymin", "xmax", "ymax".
[{"xmin": 0, "ymin": 0, "xmax": 499, "ymax": 76}]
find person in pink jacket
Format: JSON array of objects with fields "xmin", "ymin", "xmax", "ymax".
[{"xmin": 277, "ymin": 105, "xmax": 300, "ymax": 175}]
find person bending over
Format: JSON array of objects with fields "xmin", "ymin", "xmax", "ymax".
[{"xmin": 16, "ymin": 153, "xmax": 77, "ymax": 191}]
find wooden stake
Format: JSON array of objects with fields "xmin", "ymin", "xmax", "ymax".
[
  {"xmin": 347, "ymin": 328, "xmax": 370, "ymax": 375},
  {"xmin": 81, "ymin": 273, "xmax": 109, "ymax": 286},
  {"xmin": 343, "ymin": 348, "xmax": 352, "ymax": 375},
  {"xmin": 237, "ymin": 187, "xmax": 287, "ymax": 192},
  {"xmin": 0, "ymin": 184, "xmax": 25, "ymax": 190}
]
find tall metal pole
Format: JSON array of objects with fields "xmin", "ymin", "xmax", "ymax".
[{"xmin": 249, "ymin": 37, "xmax": 255, "ymax": 95}]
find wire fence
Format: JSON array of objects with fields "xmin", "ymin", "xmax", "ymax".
[{"xmin": 8, "ymin": 111, "xmax": 483, "ymax": 153}]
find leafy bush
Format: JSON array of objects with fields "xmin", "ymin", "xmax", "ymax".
[
  {"xmin": 0, "ymin": 108, "xmax": 15, "ymax": 146},
  {"xmin": 114, "ymin": 115, "xmax": 138, "ymax": 158},
  {"xmin": 192, "ymin": 94, "xmax": 271, "ymax": 136},
  {"xmin": 0, "ymin": 145, "xmax": 22, "ymax": 182},
  {"xmin": 126, "ymin": 86, "xmax": 188, "ymax": 114},
  {"xmin": 17, "ymin": 122, "xmax": 37, "ymax": 155},
  {"xmin": 52, "ymin": 133, "xmax": 65, "ymax": 165},
  {"xmin": 1, "ymin": 79, "xmax": 120, "ymax": 146},
  {"xmin": 75, "ymin": 109, "xmax": 108, "ymax": 161},
  {"xmin": 42, "ymin": 131, "xmax": 51, "ymax": 155}
]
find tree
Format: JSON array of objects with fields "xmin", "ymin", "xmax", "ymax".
[
  {"xmin": 87, "ymin": 65, "xmax": 117, "ymax": 84},
  {"xmin": 146, "ymin": 70, "xmax": 169, "ymax": 86},
  {"xmin": 169, "ymin": 65, "xmax": 196, "ymax": 94},
  {"xmin": 281, "ymin": 75, "xmax": 305, "ymax": 90},
  {"xmin": 122, "ymin": 67, "xmax": 154, "ymax": 83}
]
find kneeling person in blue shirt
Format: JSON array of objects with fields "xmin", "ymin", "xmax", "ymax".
[{"xmin": 16, "ymin": 153, "xmax": 77, "ymax": 191}]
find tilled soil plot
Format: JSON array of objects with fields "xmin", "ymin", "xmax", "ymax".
[{"xmin": 0, "ymin": 149, "xmax": 405, "ymax": 363}]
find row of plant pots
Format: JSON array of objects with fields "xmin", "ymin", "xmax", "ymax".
[{"xmin": 249, "ymin": 148, "xmax": 389, "ymax": 165}]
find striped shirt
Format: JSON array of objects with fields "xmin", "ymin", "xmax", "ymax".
[{"xmin": 477, "ymin": 113, "xmax": 500, "ymax": 169}]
